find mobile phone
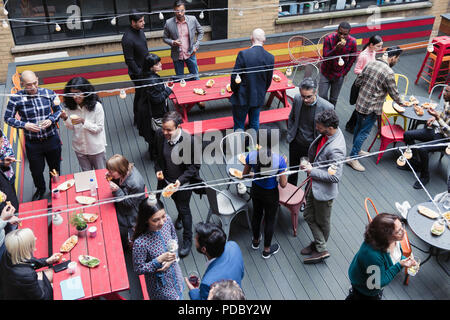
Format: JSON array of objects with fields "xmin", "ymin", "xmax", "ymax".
[{"xmin": 53, "ymin": 260, "xmax": 71, "ymax": 273}]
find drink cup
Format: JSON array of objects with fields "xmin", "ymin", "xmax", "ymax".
[
  {"xmin": 52, "ymin": 175, "xmax": 60, "ymax": 184},
  {"xmin": 88, "ymin": 226, "xmax": 97, "ymax": 238},
  {"xmin": 67, "ymin": 261, "xmax": 77, "ymax": 274},
  {"xmin": 70, "ymin": 115, "xmax": 80, "ymax": 125},
  {"xmin": 52, "ymin": 188, "xmax": 60, "ymax": 199},
  {"xmin": 188, "ymin": 271, "xmax": 200, "ymax": 288}
]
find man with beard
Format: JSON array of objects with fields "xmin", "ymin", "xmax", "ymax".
[
  {"xmin": 287, "ymin": 77, "xmax": 333, "ymax": 186},
  {"xmin": 347, "ymin": 46, "xmax": 405, "ymax": 172}
]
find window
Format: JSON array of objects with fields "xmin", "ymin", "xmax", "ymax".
[
  {"xmin": 7, "ymin": 0, "xmax": 210, "ymax": 45},
  {"xmin": 278, "ymin": 0, "xmax": 428, "ymax": 16}
]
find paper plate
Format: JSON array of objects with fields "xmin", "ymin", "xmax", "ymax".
[
  {"xmin": 57, "ymin": 179, "xmax": 75, "ymax": 191},
  {"xmin": 75, "ymin": 196, "xmax": 96, "ymax": 205}
]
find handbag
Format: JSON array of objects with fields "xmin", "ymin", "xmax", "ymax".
[
  {"xmin": 151, "ymin": 117, "xmax": 163, "ymax": 132},
  {"xmin": 349, "ymin": 79, "xmax": 360, "ymax": 105}
]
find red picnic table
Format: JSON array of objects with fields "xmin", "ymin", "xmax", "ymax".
[
  {"xmin": 169, "ymin": 69, "xmax": 294, "ymax": 125},
  {"xmin": 51, "ymin": 169, "xmax": 129, "ymax": 300}
]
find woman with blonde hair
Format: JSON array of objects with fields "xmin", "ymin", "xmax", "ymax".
[
  {"xmin": 0, "ymin": 228, "xmax": 61, "ymax": 300},
  {"xmin": 106, "ymin": 154, "xmax": 146, "ymax": 251}
]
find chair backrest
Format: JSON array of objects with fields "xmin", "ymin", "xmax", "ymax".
[
  {"xmin": 429, "ymin": 84, "xmax": 447, "ymax": 105},
  {"xmin": 220, "ymin": 131, "xmax": 254, "ymax": 163},
  {"xmin": 395, "ymin": 73, "xmax": 409, "ymax": 97},
  {"xmin": 364, "ymin": 197, "xmax": 379, "ymax": 223},
  {"xmin": 316, "ymin": 32, "xmax": 334, "ymax": 59}
]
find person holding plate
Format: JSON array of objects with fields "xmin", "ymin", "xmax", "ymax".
[
  {"xmin": 347, "ymin": 213, "xmax": 417, "ymax": 300},
  {"xmin": 106, "ymin": 154, "xmax": 146, "ymax": 251},
  {"xmin": 132, "ymin": 198, "xmax": 183, "ymax": 300}
]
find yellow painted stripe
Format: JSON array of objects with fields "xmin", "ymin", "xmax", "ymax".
[{"xmin": 14, "ymin": 130, "xmax": 23, "ymax": 192}]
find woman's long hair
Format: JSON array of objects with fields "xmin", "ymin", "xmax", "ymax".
[
  {"xmin": 63, "ymin": 76, "xmax": 100, "ymax": 111},
  {"xmin": 364, "ymin": 213, "xmax": 399, "ymax": 252},
  {"xmin": 362, "ymin": 35, "xmax": 383, "ymax": 51},
  {"xmin": 132, "ymin": 198, "xmax": 165, "ymax": 241},
  {"xmin": 142, "ymin": 53, "xmax": 162, "ymax": 78}
]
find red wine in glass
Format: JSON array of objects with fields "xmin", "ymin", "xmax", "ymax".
[
  {"xmin": 188, "ymin": 274, "xmax": 199, "ymax": 287},
  {"xmin": 167, "ymin": 77, "xmax": 174, "ymax": 88}
]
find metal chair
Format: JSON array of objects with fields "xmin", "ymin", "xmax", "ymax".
[
  {"xmin": 428, "ymin": 83, "xmax": 447, "ymax": 105},
  {"xmin": 364, "ymin": 197, "xmax": 412, "ymax": 285},
  {"xmin": 382, "ymin": 73, "xmax": 409, "ymax": 131},
  {"xmin": 205, "ymin": 185, "xmax": 252, "ymax": 240},
  {"xmin": 288, "ymin": 35, "xmax": 320, "ymax": 86}
]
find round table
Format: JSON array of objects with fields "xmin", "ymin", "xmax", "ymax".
[
  {"xmin": 407, "ymin": 202, "xmax": 450, "ymax": 276},
  {"xmin": 395, "ymin": 95, "xmax": 444, "ymax": 130}
]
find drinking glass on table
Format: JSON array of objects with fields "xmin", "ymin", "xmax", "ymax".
[{"xmin": 167, "ymin": 239, "xmax": 179, "ymax": 262}]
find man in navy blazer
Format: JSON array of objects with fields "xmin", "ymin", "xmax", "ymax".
[
  {"xmin": 230, "ymin": 28, "xmax": 274, "ymax": 134},
  {"xmin": 186, "ymin": 223, "xmax": 245, "ymax": 300}
]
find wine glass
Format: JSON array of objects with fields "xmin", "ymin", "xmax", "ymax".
[
  {"xmin": 167, "ymin": 239, "xmax": 179, "ymax": 262},
  {"xmin": 167, "ymin": 77, "xmax": 174, "ymax": 89},
  {"xmin": 188, "ymin": 271, "xmax": 200, "ymax": 288}
]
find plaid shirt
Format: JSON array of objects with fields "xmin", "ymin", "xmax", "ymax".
[
  {"xmin": 437, "ymin": 101, "xmax": 450, "ymax": 137},
  {"xmin": 4, "ymin": 88, "xmax": 61, "ymax": 140},
  {"xmin": 355, "ymin": 59, "xmax": 401, "ymax": 116},
  {"xmin": 320, "ymin": 32, "xmax": 357, "ymax": 80}
]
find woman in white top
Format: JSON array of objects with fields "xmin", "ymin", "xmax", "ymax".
[{"xmin": 60, "ymin": 77, "xmax": 107, "ymax": 171}]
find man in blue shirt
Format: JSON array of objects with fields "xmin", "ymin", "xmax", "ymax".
[{"xmin": 4, "ymin": 70, "xmax": 62, "ymax": 200}]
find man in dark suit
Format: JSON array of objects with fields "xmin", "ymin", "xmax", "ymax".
[
  {"xmin": 121, "ymin": 10, "xmax": 149, "ymax": 124},
  {"xmin": 230, "ymin": 28, "xmax": 274, "ymax": 135},
  {"xmin": 154, "ymin": 111, "xmax": 202, "ymax": 258},
  {"xmin": 287, "ymin": 78, "xmax": 334, "ymax": 185}
]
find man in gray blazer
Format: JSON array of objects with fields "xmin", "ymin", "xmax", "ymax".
[
  {"xmin": 287, "ymin": 78, "xmax": 333, "ymax": 186},
  {"xmin": 300, "ymin": 109, "xmax": 346, "ymax": 264}
]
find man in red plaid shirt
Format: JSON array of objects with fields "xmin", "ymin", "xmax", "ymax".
[{"xmin": 319, "ymin": 22, "xmax": 357, "ymax": 108}]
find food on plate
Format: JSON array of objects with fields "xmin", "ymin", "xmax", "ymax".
[
  {"xmin": 443, "ymin": 211, "xmax": 450, "ymax": 220},
  {"xmin": 75, "ymin": 196, "xmax": 96, "ymax": 205},
  {"xmin": 57, "ymin": 179, "xmax": 75, "ymax": 191},
  {"xmin": 193, "ymin": 88, "xmax": 206, "ymax": 95},
  {"xmin": 431, "ymin": 220, "xmax": 445, "ymax": 236},
  {"xmin": 229, "ymin": 168, "xmax": 243, "ymax": 179},
  {"xmin": 60, "ymin": 235, "xmax": 78, "ymax": 252},
  {"xmin": 403, "ymin": 101, "xmax": 412, "ymax": 107},
  {"xmin": 421, "ymin": 102, "xmax": 437, "ymax": 110},
  {"xmin": 272, "ymin": 74, "xmax": 281, "ymax": 82},
  {"xmin": 417, "ymin": 205, "xmax": 439, "ymax": 219},
  {"xmin": 414, "ymin": 105, "xmax": 424, "ymax": 116},
  {"xmin": 238, "ymin": 153, "xmax": 246, "ymax": 165},
  {"xmin": 79, "ymin": 255, "xmax": 100, "ymax": 268},
  {"xmin": 392, "ymin": 103, "xmax": 405, "ymax": 113},
  {"xmin": 162, "ymin": 184, "xmax": 177, "ymax": 198},
  {"xmin": 226, "ymin": 83, "xmax": 232, "ymax": 93},
  {"xmin": 409, "ymin": 96, "xmax": 419, "ymax": 104},
  {"xmin": 205, "ymin": 79, "xmax": 215, "ymax": 88},
  {"xmin": 81, "ymin": 213, "xmax": 98, "ymax": 223}
]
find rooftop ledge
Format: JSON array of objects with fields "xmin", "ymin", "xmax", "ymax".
[
  {"xmin": 11, "ymin": 25, "xmax": 212, "ymax": 54},
  {"xmin": 275, "ymin": 1, "xmax": 432, "ymax": 24}
]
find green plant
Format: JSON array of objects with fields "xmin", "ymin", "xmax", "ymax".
[{"xmin": 70, "ymin": 212, "xmax": 87, "ymax": 230}]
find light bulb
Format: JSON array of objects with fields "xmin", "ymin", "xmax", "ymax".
[
  {"xmin": 2, "ymin": 19, "xmax": 8, "ymax": 28},
  {"xmin": 235, "ymin": 74, "xmax": 241, "ymax": 84},
  {"xmin": 385, "ymin": 0, "xmax": 390, "ymax": 3},
  {"xmin": 446, "ymin": 144, "xmax": 450, "ymax": 155},
  {"xmin": 180, "ymin": 79, "xmax": 186, "ymax": 87},
  {"xmin": 111, "ymin": 17, "xmax": 117, "ymax": 25},
  {"xmin": 285, "ymin": 67, "xmax": 292, "ymax": 77},
  {"xmin": 119, "ymin": 89, "xmax": 126, "ymax": 99},
  {"xmin": 238, "ymin": 10, "xmax": 243, "ymax": 16},
  {"xmin": 314, "ymin": 2, "xmax": 319, "ymax": 10},
  {"xmin": 338, "ymin": 56, "xmax": 344, "ymax": 66},
  {"xmin": 351, "ymin": 0, "xmax": 356, "ymax": 7},
  {"xmin": 278, "ymin": 6, "xmax": 282, "ymax": 12},
  {"xmin": 383, "ymin": 51, "xmax": 388, "ymax": 60},
  {"xmin": 328, "ymin": 164, "xmax": 337, "ymax": 176},
  {"xmin": 55, "ymin": 23, "xmax": 61, "ymax": 32},
  {"xmin": 159, "ymin": 12, "xmax": 164, "ymax": 20},
  {"xmin": 53, "ymin": 95, "xmax": 61, "ymax": 106},
  {"xmin": 397, "ymin": 156, "xmax": 406, "ymax": 167},
  {"xmin": 404, "ymin": 147, "xmax": 413, "ymax": 160},
  {"xmin": 427, "ymin": 43, "xmax": 434, "ymax": 53},
  {"xmin": 199, "ymin": 11, "xmax": 204, "ymax": 19},
  {"xmin": 3, "ymin": 8, "xmax": 8, "ymax": 15},
  {"xmin": 52, "ymin": 213, "xmax": 63, "ymax": 226}
]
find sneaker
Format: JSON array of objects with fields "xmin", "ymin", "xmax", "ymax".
[
  {"xmin": 262, "ymin": 243, "xmax": 280, "ymax": 259},
  {"xmin": 251, "ymin": 234, "xmax": 262, "ymax": 250},
  {"xmin": 303, "ymin": 250, "xmax": 330, "ymax": 264},
  {"xmin": 358, "ymin": 150, "xmax": 370, "ymax": 156},
  {"xmin": 346, "ymin": 159, "xmax": 365, "ymax": 172}
]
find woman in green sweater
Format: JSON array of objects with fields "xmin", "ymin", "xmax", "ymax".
[{"xmin": 347, "ymin": 213, "xmax": 417, "ymax": 300}]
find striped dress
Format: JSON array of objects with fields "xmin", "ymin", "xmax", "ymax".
[{"xmin": 132, "ymin": 216, "xmax": 184, "ymax": 300}]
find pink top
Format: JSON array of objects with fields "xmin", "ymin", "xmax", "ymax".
[
  {"xmin": 176, "ymin": 19, "xmax": 190, "ymax": 60},
  {"xmin": 354, "ymin": 48, "xmax": 377, "ymax": 75}
]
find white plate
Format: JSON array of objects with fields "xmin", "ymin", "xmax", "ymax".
[
  {"xmin": 57, "ymin": 179, "xmax": 75, "ymax": 191},
  {"xmin": 75, "ymin": 196, "xmax": 96, "ymax": 205}
]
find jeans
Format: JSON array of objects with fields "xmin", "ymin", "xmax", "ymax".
[
  {"xmin": 303, "ymin": 188, "xmax": 333, "ymax": 252},
  {"xmin": 25, "ymin": 134, "xmax": 62, "ymax": 193},
  {"xmin": 288, "ymin": 139, "xmax": 310, "ymax": 186},
  {"xmin": 403, "ymin": 128, "xmax": 444, "ymax": 179},
  {"xmin": 157, "ymin": 179, "xmax": 193, "ymax": 241},
  {"xmin": 232, "ymin": 105, "xmax": 261, "ymax": 132},
  {"xmin": 318, "ymin": 73, "xmax": 345, "ymax": 107},
  {"xmin": 251, "ymin": 183, "xmax": 279, "ymax": 248},
  {"xmin": 350, "ymin": 112, "xmax": 377, "ymax": 157},
  {"xmin": 173, "ymin": 54, "xmax": 200, "ymax": 81}
]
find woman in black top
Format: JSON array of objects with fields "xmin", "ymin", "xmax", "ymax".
[{"xmin": 137, "ymin": 53, "xmax": 173, "ymax": 159}]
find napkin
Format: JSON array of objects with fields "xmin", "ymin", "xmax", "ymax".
[
  {"xmin": 395, "ymin": 201, "xmax": 411, "ymax": 219},
  {"xmin": 60, "ymin": 276, "xmax": 85, "ymax": 300}
]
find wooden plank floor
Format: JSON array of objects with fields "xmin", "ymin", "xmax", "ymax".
[{"xmin": 18, "ymin": 52, "xmax": 449, "ymax": 300}]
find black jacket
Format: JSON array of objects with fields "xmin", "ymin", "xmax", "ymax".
[
  {"xmin": 121, "ymin": 26, "xmax": 149, "ymax": 77},
  {"xmin": 0, "ymin": 166, "xmax": 18, "ymax": 213},
  {"xmin": 0, "ymin": 253, "xmax": 52, "ymax": 300}
]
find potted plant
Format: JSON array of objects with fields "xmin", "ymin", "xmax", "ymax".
[{"xmin": 70, "ymin": 212, "xmax": 88, "ymax": 237}]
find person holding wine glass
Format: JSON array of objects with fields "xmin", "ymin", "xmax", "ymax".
[{"xmin": 132, "ymin": 198, "xmax": 183, "ymax": 300}]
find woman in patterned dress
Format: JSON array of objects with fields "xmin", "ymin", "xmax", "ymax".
[{"xmin": 132, "ymin": 198, "xmax": 184, "ymax": 300}]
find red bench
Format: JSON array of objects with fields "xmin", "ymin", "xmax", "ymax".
[
  {"xmin": 181, "ymin": 106, "xmax": 292, "ymax": 135},
  {"xmin": 139, "ymin": 275, "xmax": 150, "ymax": 300},
  {"xmin": 18, "ymin": 199, "xmax": 49, "ymax": 259}
]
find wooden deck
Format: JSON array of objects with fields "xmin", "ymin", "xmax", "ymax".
[{"xmin": 19, "ymin": 52, "xmax": 450, "ymax": 300}]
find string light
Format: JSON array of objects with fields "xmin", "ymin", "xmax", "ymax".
[
  {"xmin": 328, "ymin": 164, "xmax": 337, "ymax": 176},
  {"xmin": 238, "ymin": 10, "xmax": 243, "ymax": 16},
  {"xmin": 404, "ymin": 147, "xmax": 413, "ymax": 160},
  {"xmin": 446, "ymin": 144, "xmax": 450, "ymax": 155},
  {"xmin": 52, "ymin": 212, "xmax": 63, "ymax": 226},
  {"xmin": 199, "ymin": 11, "xmax": 204, "ymax": 19},
  {"xmin": 385, "ymin": 0, "xmax": 390, "ymax": 3},
  {"xmin": 3, "ymin": 8, "xmax": 8, "ymax": 16},
  {"xmin": 159, "ymin": 12, "xmax": 164, "ymax": 20},
  {"xmin": 314, "ymin": 2, "xmax": 319, "ymax": 10},
  {"xmin": 119, "ymin": 89, "xmax": 127, "ymax": 99},
  {"xmin": 427, "ymin": 43, "xmax": 434, "ymax": 53},
  {"xmin": 111, "ymin": 17, "xmax": 117, "ymax": 26},
  {"xmin": 338, "ymin": 56, "xmax": 344, "ymax": 66},
  {"xmin": 383, "ymin": 51, "xmax": 388, "ymax": 60},
  {"xmin": 235, "ymin": 74, "xmax": 242, "ymax": 84},
  {"xmin": 55, "ymin": 23, "xmax": 61, "ymax": 32},
  {"xmin": 53, "ymin": 95, "xmax": 61, "ymax": 106},
  {"xmin": 285, "ymin": 67, "xmax": 292, "ymax": 77},
  {"xmin": 2, "ymin": 19, "xmax": 8, "ymax": 28},
  {"xmin": 351, "ymin": 0, "xmax": 357, "ymax": 7},
  {"xmin": 180, "ymin": 79, "xmax": 186, "ymax": 87},
  {"xmin": 397, "ymin": 155, "xmax": 406, "ymax": 167}
]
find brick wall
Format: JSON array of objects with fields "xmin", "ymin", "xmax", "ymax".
[{"xmin": 0, "ymin": 4, "xmax": 15, "ymax": 84}]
